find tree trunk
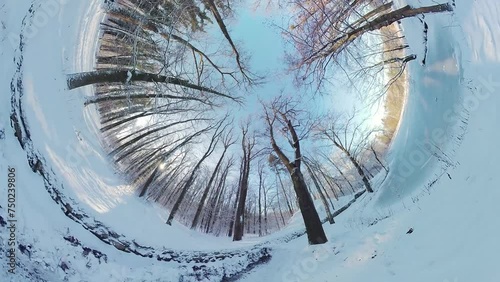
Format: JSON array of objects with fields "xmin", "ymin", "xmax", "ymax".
[
  {"xmin": 371, "ymin": 145, "xmax": 389, "ymax": 173},
  {"xmin": 205, "ymin": 162, "xmax": 230, "ymax": 234},
  {"xmin": 165, "ymin": 165, "xmax": 202, "ymax": 225},
  {"xmin": 322, "ymin": 3, "xmax": 454, "ymax": 59},
  {"xmin": 324, "ymin": 155, "xmax": 355, "ymax": 193},
  {"xmin": 191, "ymin": 149, "xmax": 227, "ymax": 229},
  {"xmin": 291, "ymin": 170, "xmax": 328, "ymax": 244},
  {"xmin": 273, "ymin": 208, "xmax": 281, "ymax": 230},
  {"xmin": 138, "ymin": 164, "xmax": 160, "ymax": 197},
  {"xmin": 258, "ymin": 170, "xmax": 263, "ymax": 236},
  {"xmin": 233, "ymin": 171, "xmax": 249, "ymax": 241},
  {"xmin": 233, "ymin": 128, "xmax": 255, "ymax": 241},
  {"xmin": 305, "ymin": 161, "xmax": 334, "ymax": 224},
  {"xmin": 67, "ymin": 69, "xmax": 226, "ymax": 97},
  {"xmin": 166, "ymin": 121, "xmax": 222, "ymax": 225},
  {"xmin": 346, "ymin": 152, "xmax": 374, "ymax": 193},
  {"xmin": 263, "ymin": 187, "xmax": 268, "ymax": 235},
  {"xmin": 363, "ymin": 164, "xmax": 375, "ymax": 179},
  {"xmin": 276, "ymin": 187, "xmax": 286, "ymax": 226},
  {"xmin": 265, "ymin": 105, "xmax": 328, "ymax": 245},
  {"xmin": 227, "ymin": 185, "xmax": 240, "ymax": 237},
  {"xmin": 276, "ymin": 170, "xmax": 294, "ymax": 215},
  {"xmin": 349, "ymin": 4, "xmax": 452, "ymax": 41},
  {"xmin": 317, "ymin": 166, "xmax": 340, "ymax": 199}
]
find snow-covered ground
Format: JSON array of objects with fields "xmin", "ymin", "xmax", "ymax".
[
  {"xmin": 0, "ymin": 1, "xmax": 271, "ymax": 281},
  {"xmin": 1, "ymin": 0, "xmax": 499, "ymax": 281},
  {"xmin": 239, "ymin": 0, "xmax": 500, "ymax": 281},
  {"xmin": 1, "ymin": 0, "xmax": 245, "ymax": 253}
]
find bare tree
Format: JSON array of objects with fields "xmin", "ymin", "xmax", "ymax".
[
  {"xmin": 69, "ymin": 0, "xmax": 253, "ymax": 90},
  {"xmin": 201, "ymin": 0, "xmax": 257, "ymax": 83},
  {"xmin": 269, "ymin": 154, "xmax": 295, "ymax": 216},
  {"xmin": 191, "ymin": 130, "xmax": 236, "ymax": 229},
  {"xmin": 263, "ymin": 96, "xmax": 327, "ymax": 245},
  {"xmin": 257, "ymin": 161, "xmax": 265, "ymax": 236},
  {"xmin": 204, "ymin": 156, "xmax": 234, "ymax": 233},
  {"xmin": 233, "ymin": 122, "xmax": 259, "ymax": 241},
  {"xmin": 304, "ymin": 158, "xmax": 334, "ymax": 224},
  {"xmin": 61, "ymin": 0, "xmax": 434, "ymax": 238},
  {"xmin": 319, "ymin": 152, "xmax": 356, "ymax": 194},
  {"xmin": 64, "ymin": 0, "xmax": 267, "ymax": 234},
  {"xmin": 371, "ymin": 143, "xmax": 389, "ymax": 173},
  {"xmin": 262, "ymin": 169, "xmax": 270, "ymax": 235},
  {"xmin": 166, "ymin": 118, "xmax": 228, "ymax": 225},
  {"xmin": 285, "ymin": 0, "xmax": 453, "ymax": 88},
  {"xmin": 316, "ymin": 112, "xmax": 376, "ymax": 193}
]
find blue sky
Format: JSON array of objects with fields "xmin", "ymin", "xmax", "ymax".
[
  {"xmin": 229, "ymin": 5, "xmax": 330, "ymax": 120},
  {"xmin": 228, "ymin": 3, "xmax": 386, "ymax": 136},
  {"xmin": 189, "ymin": 0, "xmax": 388, "ymax": 164}
]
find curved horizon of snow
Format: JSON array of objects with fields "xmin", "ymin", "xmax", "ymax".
[
  {"xmin": 0, "ymin": 0, "xmax": 257, "ymax": 252},
  {"xmin": 1, "ymin": 1, "xmax": 184, "ymax": 281},
  {"xmin": 374, "ymin": 2, "xmax": 465, "ymax": 206},
  {"xmin": 2, "ymin": 0, "xmax": 500, "ymax": 281},
  {"xmin": 240, "ymin": 0, "xmax": 500, "ymax": 281},
  {"xmin": 0, "ymin": 0, "xmax": 375, "ymax": 263},
  {"xmin": 0, "ymin": 0, "xmax": 351, "ymax": 254}
]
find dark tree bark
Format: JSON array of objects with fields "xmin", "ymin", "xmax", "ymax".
[
  {"xmin": 227, "ymin": 183, "xmax": 240, "ymax": 237},
  {"xmin": 371, "ymin": 145, "xmax": 389, "ymax": 173},
  {"xmin": 138, "ymin": 164, "xmax": 160, "ymax": 198},
  {"xmin": 264, "ymin": 100, "xmax": 327, "ymax": 245},
  {"xmin": 67, "ymin": 69, "xmax": 237, "ymax": 102},
  {"xmin": 304, "ymin": 160, "xmax": 334, "ymax": 224},
  {"xmin": 190, "ymin": 151, "xmax": 225, "ymax": 229},
  {"xmin": 233, "ymin": 125, "xmax": 257, "ymax": 241},
  {"xmin": 257, "ymin": 162, "xmax": 264, "ymax": 236},
  {"xmin": 263, "ymin": 180, "xmax": 268, "ymax": 235},
  {"xmin": 345, "ymin": 150, "xmax": 374, "ymax": 193}
]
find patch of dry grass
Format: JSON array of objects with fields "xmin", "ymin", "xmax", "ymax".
[{"xmin": 377, "ymin": 22, "xmax": 409, "ymax": 147}]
